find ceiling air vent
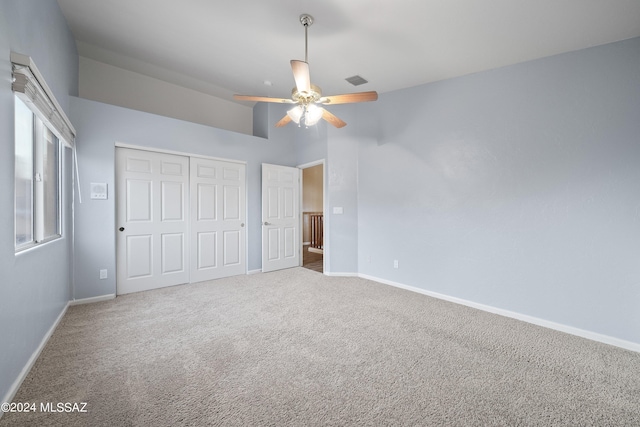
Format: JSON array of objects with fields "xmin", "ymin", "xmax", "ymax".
[{"xmin": 345, "ymin": 75, "xmax": 368, "ymax": 86}]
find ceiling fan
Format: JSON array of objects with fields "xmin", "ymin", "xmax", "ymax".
[{"xmin": 233, "ymin": 14, "xmax": 378, "ymax": 128}]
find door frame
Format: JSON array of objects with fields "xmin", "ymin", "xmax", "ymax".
[
  {"xmin": 114, "ymin": 142, "xmax": 249, "ymax": 288},
  {"xmin": 298, "ymin": 159, "xmax": 327, "ymax": 274}
]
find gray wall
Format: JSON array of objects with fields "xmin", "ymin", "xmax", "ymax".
[
  {"xmin": 325, "ymin": 106, "xmax": 360, "ymax": 274},
  {"xmin": 280, "ymin": 102, "xmax": 361, "ymax": 274},
  {"xmin": 0, "ymin": 0, "xmax": 78, "ymax": 403},
  {"xmin": 79, "ymin": 57, "xmax": 254, "ymax": 136},
  {"xmin": 70, "ymin": 97, "xmax": 297, "ymax": 299},
  {"xmin": 70, "ymin": 96, "xmax": 363, "ymax": 297},
  {"xmin": 356, "ymin": 37, "xmax": 640, "ymax": 345}
]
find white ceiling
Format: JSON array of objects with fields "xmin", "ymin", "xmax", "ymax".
[{"xmin": 57, "ymin": 0, "xmax": 640, "ymax": 104}]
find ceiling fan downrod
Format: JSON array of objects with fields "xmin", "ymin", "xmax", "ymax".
[{"xmin": 300, "ymin": 14, "xmax": 313, "ymax": 63}]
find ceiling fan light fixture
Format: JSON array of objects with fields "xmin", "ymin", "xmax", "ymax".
[
  {"xmin": 287, "ymin": 105, "xmax": 303, "ymax": 124},
  {"xmin": 304, "ymin": 104, "xmax": 322, "ymax": 126},
  {"xmin": 286, "ymin": 104, "xmax": 322, "ymax": 127}
]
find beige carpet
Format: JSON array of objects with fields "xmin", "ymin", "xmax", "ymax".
[{"xmin": 2, "ymin": 268, "xmax": 639, "ymax": 426}]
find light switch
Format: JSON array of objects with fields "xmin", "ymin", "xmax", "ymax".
[{"xmin": 333, "ymin": 207, "xmax": 344, "ymax": 215}]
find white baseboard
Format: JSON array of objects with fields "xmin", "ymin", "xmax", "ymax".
[
  {"xmin": 358, "ymin": 273, "xmax": 640, "ymax": 354},
  {"xmin": 1, "ymin": 302, "xmax": 69, "ymax": 409},
  {"xmin": 247, "ymin": 269, "xmax": 262, "ymax": 275},
  {"xmin": 69, "ymin": 294, "xmax": 115, "ymax": 306},
  {"xmin": 324, "ymin": 272, "xmax": 358, "ymax": 277}
]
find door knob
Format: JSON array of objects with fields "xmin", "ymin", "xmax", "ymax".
[
  {"xmin": 241, "ymin": 223, "xmax": 245, "ymax": 227},
  {"xmin": 263, "ymin": 222, "xmax": 271, "ymax": 226},
  {"xmin": 119, "ymin": 227, "xmax": 125, "ymax": 232}
]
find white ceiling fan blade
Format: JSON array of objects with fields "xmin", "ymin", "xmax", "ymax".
[{"xmin": 291, "ymin": 60, "xmax": 311, "ymax": 95}]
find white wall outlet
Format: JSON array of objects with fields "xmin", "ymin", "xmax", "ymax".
[
  {"xmin": 332, "ymin": 206, "xmax": 344, "ymax": 215},
  {"xmin": 393, "ymin": 260, "xmax": 399, "ymax": 269},
  {"xmin": 99, "ymin": 269, "xmax": 107, "ymax": 279}
]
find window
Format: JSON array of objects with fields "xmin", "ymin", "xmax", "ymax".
[
  {"xmin": 15, "ymin": 96, "xmax": 62, "ymax": 250},
  {"xmin": 12, "ymin": 52, "xmax": 75, "ymax": 252},
  {"xmin": 14, "ymin": 98, "xmax": 34, "ymax": 246}
]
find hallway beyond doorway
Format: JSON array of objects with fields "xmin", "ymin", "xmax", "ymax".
[{"xmin": 302, "ymin": 244, "xmax": 323, "ymax": 273}]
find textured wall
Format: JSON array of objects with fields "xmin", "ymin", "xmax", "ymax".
[
  {"xmin": 303, "ymin": 165, "xmax": 323, "ymax": 212},
  {"xmin": 79, "ymin": 57, "xmax": 253, "ymax": 136},
  {"xmin": 0, "ymin": 0, "xmax": 78, "ymax": 404},
  {"xmin": 70, "ymin": 97, "xmax": 297, "ymax": 299},
  {"xmin": 356, "ymin": 38, "xmax": 640, "ymax": 344},
  {"xmin": 326, "ymin": 111, "xmax": 360, "ymax": 274},
  {"xmin": 285, "ymin": 102, "xmax": 361, "ymax": 274},
  {"xmin": 302, "ymin": 164, "xmax": 323, "ymax": 242}
]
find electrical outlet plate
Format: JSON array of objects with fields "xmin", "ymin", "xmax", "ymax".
[
  {"xmin": 99, "ymin": 269, "xmax": 107, "ymax": 279},
  {"xmin": 393, "ymin": 260, "xmax": 399, "ymax": 268}
]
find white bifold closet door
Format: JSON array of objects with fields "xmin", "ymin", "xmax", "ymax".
[
  {"xmin": 116, "ymin": 148, "xmax": 246, "ymax": 295},
  {"xmin": 190, "ymin": 157, "xmax": 246, "ymax": 282},
  {"xmin": 116, "ymin": 148, "xmax": 190, "ymax": 295}
]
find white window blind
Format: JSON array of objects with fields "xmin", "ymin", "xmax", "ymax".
[{"xmin": 11, "ymin": 52, "xmax": 76, "ymax": 147}]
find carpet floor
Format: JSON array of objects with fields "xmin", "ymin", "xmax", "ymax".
[{"xmin": 2, "ymin": 268, "xmax": 639, "ymax": 426}]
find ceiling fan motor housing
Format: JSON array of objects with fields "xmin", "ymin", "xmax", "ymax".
[{"xmin": 292, "ymin": 83, "xmax": 321, "ymax": 104}]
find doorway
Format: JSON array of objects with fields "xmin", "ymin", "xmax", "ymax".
[{"xmin": 300, "ymin": 161, "xmax": 324, "ymax": 273}]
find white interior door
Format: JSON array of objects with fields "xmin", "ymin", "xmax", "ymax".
[
  {"xmin": 262, "ymin": 163, "xmax": 300, "ymax": 272},
  {"xmin": 190, "ymin": 157, "xmax": 246, "ymax": 282},
  {"xmin": 116, "ymin": 148, "xmax": 189, "ymax": 294}
]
